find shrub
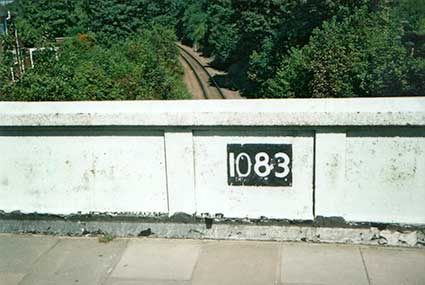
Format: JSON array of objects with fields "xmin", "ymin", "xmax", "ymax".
[
  {"xmin": 0, "ymin": 27, "xmax": 190, "ymax": 101},
  {"xmin": 268, "ymin": 6, "xmax": 414, "ymax": 98}
]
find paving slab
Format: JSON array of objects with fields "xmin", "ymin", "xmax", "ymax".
[
  {"xmin": 0, "ymin": 273, "xmax": 26, "ymax": 285},
  {"xmin": 19, "ymin": 237, "xmax": 127, "ymax": 285},
  {"xmin": 279, "ymin": 283, "xmax": 329, "ymax": 285},
  {"xmin": 106, "ymin": 278, "xmax": 191, "ymax": 285},
  {"xmin": 110, "ymin": 238, "xmax": 202, "ymax": 282},
  {"xmin": 280, "ymin": 243, "xmax": 369, "ymax": 285},
  {"xmin": 0, "ymin": 234, "xmax": 59, "ymax": 285},
  {"xmin": 1, "ymin": 234, "xmax": 425, "ymax": 285},
  {"xmin": 191, "ymin": 240, "xmax": 279, "ymax": 285},
  {"xmin": 361, "ymin": 246, "xmax": 425, "ymax": 285}
]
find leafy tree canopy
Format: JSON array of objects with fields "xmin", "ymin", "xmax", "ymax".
[
  {"xmin": 1, "ymin": 0, "xmax": 423, "ymax": 99},
  {"xmin": 1, "ymin": 26, "xmax": 189, "ymax": 101}
]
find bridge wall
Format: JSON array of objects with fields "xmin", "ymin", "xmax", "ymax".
[{"xmin": 0, "ymin": 98, "xmax": 424, "ymax": 225}]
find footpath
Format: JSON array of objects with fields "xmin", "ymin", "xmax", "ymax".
[{"xmin": 0, "ymin": 234, "xmax": 424, "ymax": 285}]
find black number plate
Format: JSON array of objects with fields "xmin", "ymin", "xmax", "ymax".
[{"xmin": 227, "ymin": 144, "xmax": 293, "ymax": 186}]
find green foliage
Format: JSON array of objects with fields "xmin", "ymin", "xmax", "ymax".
[
  {"xmin": 244, "ymin": 0, "xmax": 375, "ymax": 97},
  {"xmin": 204, "ymin": 0, "xmax": 238, "ymax": 67},
  {"xmin": 81, "ymin": 0, "xmax": 183, "ymax": 46},
  {"xmin": 0, "ymin": 27, "xmax": 190, "ymax": 101},
  {"xmin": 12, "ymin": 0, "xmax": 79, "ymax": 45},
  {"xmin": 247, "ymin": 38, "xmax": 275, "ymax": 97},
  {"xmin": 267, "ymin": 48, "xmax": 312, "ymax": 98},
  {"xmin": 405, "ymin": 57, "xmax": 425, "ymax": 95},
  {"xmin": 0, "ymin": 34, "xmax": 16, "ymax": 84},
  {"xmin": 1, "ymin": 1, "xmax": 189, "ymax": 101},
  {"xmin": 178, "ymin": 0, "xmax": 376, "ymax": 96},
  {"xmin": 0, "ymin": 50, "xmax": 10, "ymax": 87},
  {"xmin": 396, "ymin": 0, "xmax": 425, "ymax": 59},
  {"xmin": 2, "ymin": 0, "xmax": 424, "ymax": 99},
  {"xmin": 9, "ymin": 0, "xmax": 183, "ymax": 46},
  {"xmin": 268, "ymin": 6, "xmax": 413, "ymax": 98},
  {"xmin": 182, "ymin": 0, "xmax": 208, "ymax": 46},
  {"xmin": 179, "ymin": 0, "xmax": 423, "ymax": 97},
  {"xmin": 98, "ymin": 233, "xmax": 114, "ymax": 243},
  {"xmin": 397, "ymin": 0, "xmax": 425, "ymax": 34},
  {"xmin": 15, "ymin": 18, "xmax": 43, "ymax": 47}
]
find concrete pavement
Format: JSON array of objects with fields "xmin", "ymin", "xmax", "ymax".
[{"xmin": 0, "ymin": 234, "xmax": 424, "ymax": 285}]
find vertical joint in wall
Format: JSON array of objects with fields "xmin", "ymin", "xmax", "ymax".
[
  {"xmin": 313, "ymin": 130, "xmax": 317, "ymax": 218},
  {"xmin": 163, "ymin": 130, "xmax": 196, "ymax": 216}
]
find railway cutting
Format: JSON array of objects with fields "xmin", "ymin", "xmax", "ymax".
[{"xmin": 177, "ymin": 44, "xmax": 225, "ymax": 100}]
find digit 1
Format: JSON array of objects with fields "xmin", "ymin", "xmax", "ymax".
[{"xmin": 229, "ymin": 152, "xmax": 235, "ymax": 177}]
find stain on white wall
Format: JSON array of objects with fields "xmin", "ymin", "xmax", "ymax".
[
  {"xmin": 0, "ymin": 132, "xmax": 168, "ymax": 214},
  {"xmin": 316, "ymin": 129, "xmax": 425, "ymax": 224}
]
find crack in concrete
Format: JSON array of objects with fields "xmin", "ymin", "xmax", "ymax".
[
  {"xmin": 359, "ymin": 247, "xmax": 372, "ymax": 285},
  {"xmin": 19, "ymin": 237, "xmax": 61, "ymax": 285}
]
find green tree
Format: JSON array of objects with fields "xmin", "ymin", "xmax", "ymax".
[
  {"xmin": 268, "ymin": 6, "xmax": 412, "ymax": 98},
  {"xmin": 13, "ymin": 0, "xmax": 79, "ymax": 45},
  {"xmin": 182, "ymin": 0, "xmax": 208, "ymax": 47},
  {"xmin": 205, "ymin": 0, "xmax": 238, "ymax": 67},
  {"xmin": 1, "ymin": 26, "xmax": 190, "ymax": 101},
  {"xmin": 3, "ymin": 0, "xmax": 423, "ymax": 99}
]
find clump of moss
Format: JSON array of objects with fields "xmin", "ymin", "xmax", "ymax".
[{"xmin": 98, "ymin": 233, "xmax": 114, "ymax": 243}]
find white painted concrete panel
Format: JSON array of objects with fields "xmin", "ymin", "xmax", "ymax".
[
  {"xmin": 315, "ymin": 132, "xmax": 347, "ymax": 219},
  {"xmin": 164, "ymin": 131, "xmax": 196, "ymax": 214},
  {"xmin": 0, "ymin": 134, "xmax": 168, "ymax": 214},
  {"xmin": 193, "ymin": 130, "xmax": 314, "ymax": 219},
  {"xmin": 316, "ymin": 129, "xmax": 425, "ymax": 224}
]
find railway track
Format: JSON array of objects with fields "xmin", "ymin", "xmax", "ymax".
[{"xmin": 177, "ymin": 44, "xmax": 225, "ymax": 100}]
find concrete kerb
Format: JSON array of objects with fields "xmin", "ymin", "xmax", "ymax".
[{"xmin": 1, "ymin": 214, "xmax": 424, "ymax": 248}]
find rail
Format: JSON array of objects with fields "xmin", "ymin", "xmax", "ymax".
[{"xmin": 177, "ymin": 44, "xmax": 225, "ymax": 99}]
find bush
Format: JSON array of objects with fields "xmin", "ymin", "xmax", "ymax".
[
  {"xmin": 0, "ymin": 27, "xmax": 190, "ymax": 101},
  {"xmin": 268, "ymin": 6, "xmax": 415, "ymax": 98}
]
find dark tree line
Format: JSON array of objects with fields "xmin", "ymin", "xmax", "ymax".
[
  {"xmin": 1, "ymin": 0, "xmax": 424, "ymax": 100},
  {"xmin": 180, "ymin": 0, "xmax": 424, "ymax": 97},
  {"xmin": 0, "ymin": 0, "xmax": 189, "ymax": 101}
]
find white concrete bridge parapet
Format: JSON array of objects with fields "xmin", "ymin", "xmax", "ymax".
[
  {"xmin": 0, "ymin": 98, "xmax": 424, "ymax": 127},
  {"xmin": 0, "ymin": 97, "xmax": 424, "ymax": 225}
]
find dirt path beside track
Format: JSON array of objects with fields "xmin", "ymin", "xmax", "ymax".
[{"xmin": 178, "ymin": 43, "xmax": 243, "ymax": 100}]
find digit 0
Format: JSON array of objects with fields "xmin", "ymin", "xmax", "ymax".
[{"xmin": 236, "ymin": 153, "xmax": 252, "ymax": 177}]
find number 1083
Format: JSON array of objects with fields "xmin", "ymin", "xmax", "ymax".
[{"xmin": 227, "ymin": 144, "xmax": 293, "ymax": 187}]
